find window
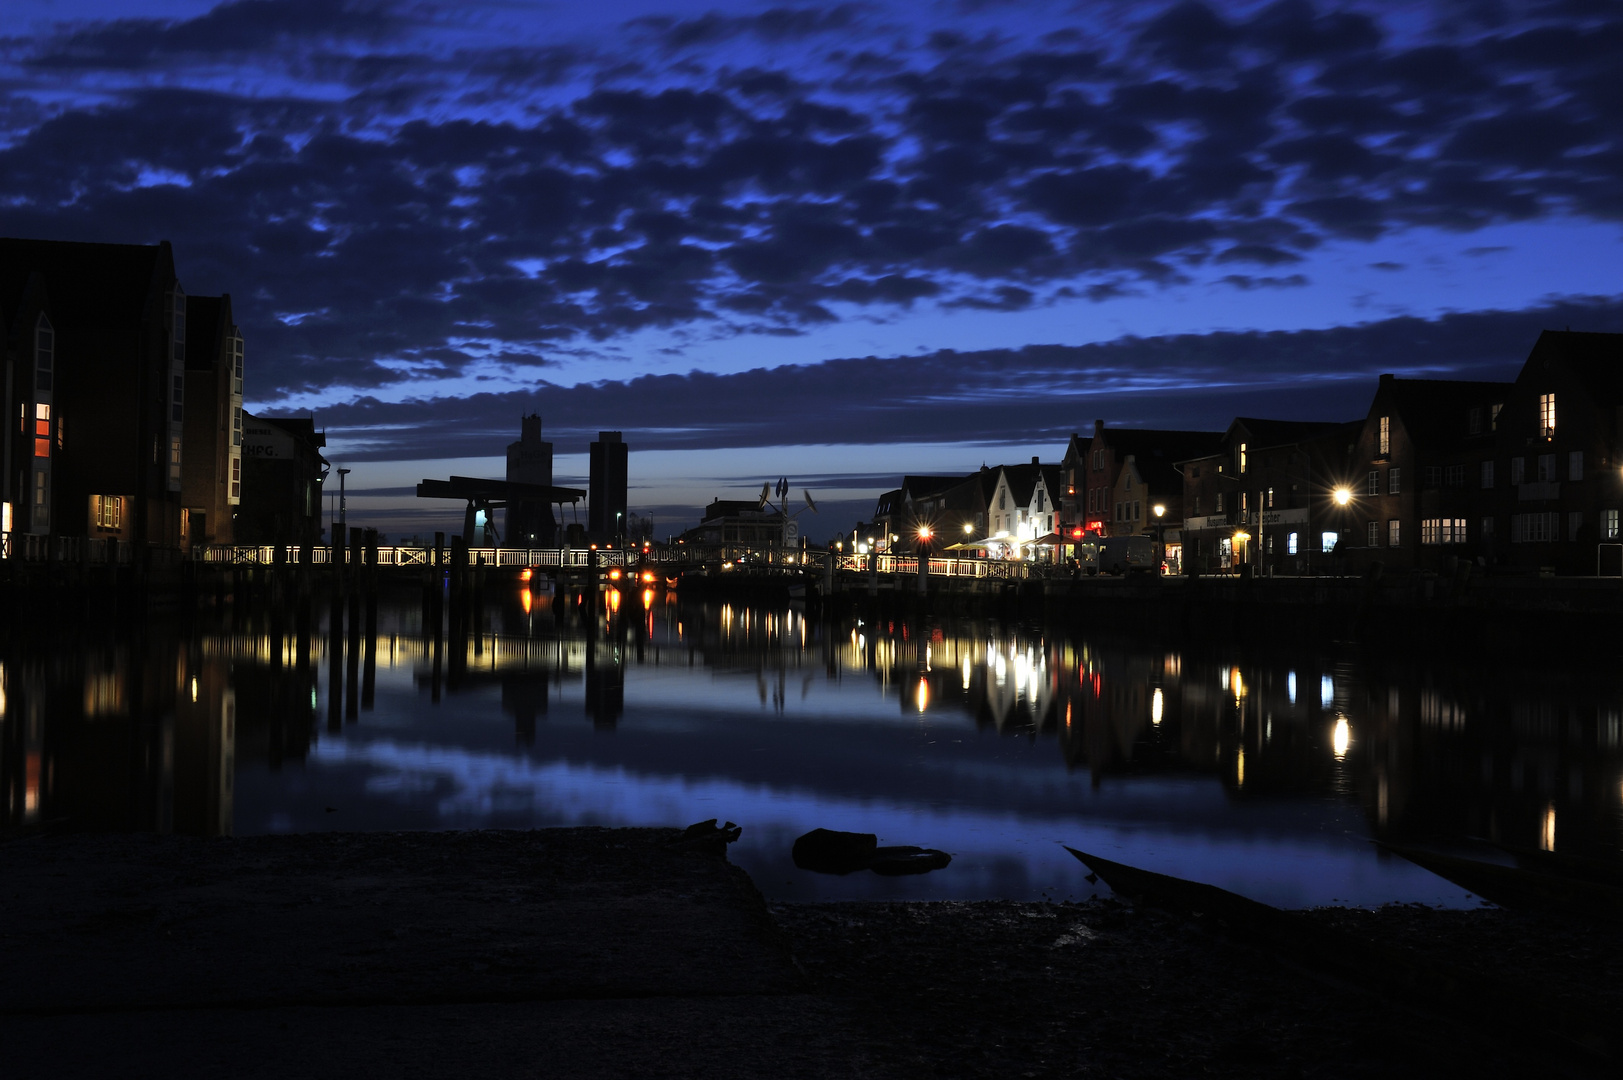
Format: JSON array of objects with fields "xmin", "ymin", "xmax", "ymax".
[
  {"xmin": 1216, "ymin": 493, "xmax": 1224, "ymax": 513},
  {"xmin": 1536, "ymin": 454, "xmax": 1556, "ymax": 482},
  {"xmin": 1421, "ymin": 519, "xmax": 1467, "ymax": 545},
  {"xmin": 1132, "ymin": 500, "xmax": 1140, "ymax": 521},
  {"xmin": 1538, "ymin": 392, "xmax": 1556, "ymax": 437},
  {"xmin": 1238, "ymin": 442, "xmax": 1247, "ymax": 473},
  {"xmin": 1569, "ymin": 451, "xmax": 1583, "ymax": 481},
  {"xmin": 1511, "ymin": 457, "xmax": 1525, "ymax": 484},
  {"xmin": 1511, "ymin": 512, "xmax": 1559, "ymax": 542},
  {"xmin": 1266, "ymin": 487, "xmax": 1275, "ymax": 509},
  {"xmin": 1491, "ymin": 403, "xmax": 1503, "ymax": 430},
  {"xmin": 1481, "ymin": 461, "xmax": 1495, "ymax": 489},
  {"xmin": 1193, "ymin": 495, "xmax": 1201, "ymax": 515},
  {"xmin": 35, "ymin": 316, "xmax": 53, "ymax": 393},
  {"xmin": 1378, "ymin": 416, "xmax": 1390, "ymax": 455},
  {"xmin": 1388, "ymin": 519, "xmax": 1401, "ymax": 547},
  {"xmin": 1036, "ymin": 489, "xmax": 1045, "ymax": 512},
  {"xmin": 1570, "ymin": 511, "xmax": 1584, "ymax": 538},
  {"xmin": 171, "ymin": 288, "xmax": 186, "ymax": 366},
  {"xmin": 1606, "ymin": 510, "xmax": 1619, "ymax": 540},
  {"xmin": 33, "ymin": 403, "xmax": 50, "ymax": 458},
  {"xmin": 171, "ymin": 374, "xmax": 184, "ymax": 423},
  {"xmin": 1287, "ymin": 532, "xmax": 1298, "ymax": 555},
  {"xmin": 233, "ymin": 406, "xmax": 243, "ymax": 447},
  {"xmin": 171, "ymin": 434, "xmax": 182, "ymax": 465},
  {"xmin": 1445, "ymin": 464, "xmax": 1465, "ymax": 488},
  {"xmin": 1423, "ymin": 466, "xmax": 1441, "ymax": 489},
  {"xmin": 1241, "ymin": 492, "xmax": 1248, "ymax": 513},
  {"xmin": 1388, "ymin": 467, "xmax": 1401, "ymax": 495},
  {"xmin": 1367, "ymin": 470, "xmax": 1379, "ymax": 496},
  {"xmin": 1092, "ymin": 449, "xmax": 1103, "ymax": 469},
  {"xmin": 1368, "ymin": 521, "xmax": 1379, "ymax": 547},
  {"xmin": 231, "ymin": 335, "xmax": 244, "ymax": 395},
  {"xmin": 93, "ymin": 495, "xmax": 122, "ymax": 530},
  {"xmin": 33, "ymin": 469, "xmax": 48, "ymax": 528},
  {"xmin": 1468, "ymin": 407, "xmax": 1483, "ymax": 435},
  {"xmin": 1322, "ymin": 531, "xmax": 1338, "ymax": 553},
  {"xmin": 1266, "ymin": 533, "xmax": 1274, "ymax": 555},
  {"xmin": 999, "ymin": 491, "xmax": 1006, "ymax": 509},
  {"xmin": 1482, "ymin": 516, "xmax": 1495, "ymax": 543}
]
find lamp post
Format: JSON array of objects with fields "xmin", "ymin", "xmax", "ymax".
[
  {"xmin": 1152, "ymin": 503, "xmax": 1166, "ymax": 573},
  {"xmin": 337, "ymin": 467, "xmax": 351, "ymax": 533}
]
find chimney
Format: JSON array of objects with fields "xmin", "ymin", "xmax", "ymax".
[
  {"xmin": 1093, "ymin": 419, "xmax": 1104, "ymax": 438},
  {"xmin": 1031, "ymin": 456, "xmax": 1039, "ymax": 465},
  {"xmin": 1379, "ymin": 373, "xmax": 1394, "ymax": 384}
]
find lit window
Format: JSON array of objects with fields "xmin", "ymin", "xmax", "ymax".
[
  {"xmin": 1266, "ymin": 487, "xmax": 1274, "ymax": 508},
  {"xmin": 33, "ymin": 403, "xmax": 50, "ymax": 458},
  {"xmin": 1538, "ymin": 393, "xmax": 1555, "ymax": 437},
  {"xmin": 1378, "ymin": 416, "xmax": 1390, "ymax": 455},
  {"xmin": 1606, "ymin": 510, "xmax": 1619, "ymax": 540},
  {"xmin": 1238, "ymin": 442, "xmax": 1247, "ymax": 473},
  {"xmin": 94, "ymin": 495, "xmax": 123, "ymax": 530},
  {"xmin": 230, "ymin": 457, "xmax": 241, "ymax": 499},
  {"xmin": 1388, "ymin": 519, "xmax": 1401, "ymax": 547},
  {"xmin": 1322, "ymin": 531, "xmax": 1338, "ymax": 553},
  {"xmin": 1287, "ymin": 532, "xmax": 1298, "ymax": 555},
  {"xmin": 171, "ymin": 434, "xmax": 182, "ymax": 465}
]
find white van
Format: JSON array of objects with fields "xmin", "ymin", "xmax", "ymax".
[{"xmin": 1100, "ymin": 535, "xmax": 1158, "ymax": 575}]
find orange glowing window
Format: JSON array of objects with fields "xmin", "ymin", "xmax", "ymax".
[{"xmin": 35, "ymin": 437, "xmax": 50, "ymax": 458}]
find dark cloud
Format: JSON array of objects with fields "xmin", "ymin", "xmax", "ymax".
[
  {"xmin": 316, "ymin": 295, "xmax": 1623, "ymax": 465},
  {"xmin": 0, "ymin": 0, "xmax": 1618, "ymax": 400}
]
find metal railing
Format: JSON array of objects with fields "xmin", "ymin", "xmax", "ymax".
[{"xmin": 1, "ymin": 533, "xmax": 135, "ymax": 565}]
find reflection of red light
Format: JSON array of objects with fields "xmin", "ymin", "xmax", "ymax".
[
  {"xmin": 1071, "ymin": 528, "xmax": 1083, "ymax": 538},
  {"xmin": 1092, "ymin": 673, "xmax": 1102, "ymax": 697}
]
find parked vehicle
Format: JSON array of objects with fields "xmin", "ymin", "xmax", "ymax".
[{"xmin": 1101, "ymin": 535, "xmax": 1158, "ymax": 575}]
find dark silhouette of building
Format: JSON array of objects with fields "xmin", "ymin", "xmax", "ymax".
[
  {"xmin": 236, "ymin": 413, "xmax": 327, "ymax": 545},
  {"xmin": 1, "ymin": 269, "xmax": 52, "ymax": 539},
  {"xmin": 0, "ymin": 238, "xmax": 188, "ymax": 548},
  {"xmin": 588, "ymin": 430, "xmax": 628, "ymax": 543},
  {"xmin": 181, "ymin": 295, "xmax": 245, "ymax": 546},
  {"xmin": 505, "ymin": 414, "xmax": 555, "ymax": 546}
]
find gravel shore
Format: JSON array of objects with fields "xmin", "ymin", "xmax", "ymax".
[{"xmin": 2, "ymin": 829, "xmax": 1617, "ymax": 1079}]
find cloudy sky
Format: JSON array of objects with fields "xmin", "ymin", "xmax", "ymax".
[{"xmin": 3, "ymin": 0, "xmax": 1619, "ymax": 537}]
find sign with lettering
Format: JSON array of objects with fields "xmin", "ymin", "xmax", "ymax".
[
  {"xmin": 1249, "ymin": 508, "xmax": 1310, "ymax": 526},
  {"xmin": 242, "ymin": 420, "xmax": 295, "ymax": 460},
  {"xmin": 1185, "ymin": 515, "xmax": 1231, "ymax": 531},
  {"xmin": 783, "ymin": 518, "xmax": 800, "ymax": 546}
]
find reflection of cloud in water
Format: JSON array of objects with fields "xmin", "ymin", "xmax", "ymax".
[{"xmin": 310, "ymin": 738, "xmax": 1479, "ymax": 908}]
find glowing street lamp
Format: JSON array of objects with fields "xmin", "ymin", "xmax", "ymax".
[{"xmin": 1333, "ymin": 486, "xmax": 1352, "ymax": 506}]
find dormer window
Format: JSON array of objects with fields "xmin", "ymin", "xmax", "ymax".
[
  {"xmin": 35, "ymin": 315, "xmax": 53, "ymax": 393},
  {"xmin": 1468, "ymin": 407, "xmax": 1482, "ymax": 435},
  {"xmin": 1539, "ymin": 393, "xmax": 1556, "ymax": 437}
]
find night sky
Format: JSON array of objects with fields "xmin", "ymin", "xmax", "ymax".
[{"xmin": 4, "ymin": 0, "xmax": 1620, "ymax": 538}]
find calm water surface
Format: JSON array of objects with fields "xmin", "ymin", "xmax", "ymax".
[{"xmin": 5, "ymin": 583, "xmax": 1622, "ymax": 907}]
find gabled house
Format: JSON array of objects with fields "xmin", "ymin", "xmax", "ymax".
[
  {"xmin": 1490, "ymin": 331, "xmax": 1623, "ymax": 572},
  {"xmin": 985, "ymin": 458, "xmax": 1057, "ymax": 557},
  {"xmin": 1081, "ymin": 421, "xmax": 1222, "ymax": 538},
  {"xmin": 1347, "ymin": 375, "xmax": 1512, "ymax": 570}
]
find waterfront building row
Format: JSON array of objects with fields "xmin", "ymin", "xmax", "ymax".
[{"xmin": 864, "ymin": 330, "xmax": 1623, "ymax": 575}]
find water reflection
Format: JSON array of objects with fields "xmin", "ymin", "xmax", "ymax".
[{"xmin": 4, "ymin": 585, "xmax": 1623, "ymax": 906}]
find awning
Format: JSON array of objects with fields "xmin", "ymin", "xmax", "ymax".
[
  {"xmin": 942, "ymin": 539, "xmax": 992, "ymax": 551},
  {"xmin": 1027, "ymin": 532, "xmax": 1066, "ymax": 546}
]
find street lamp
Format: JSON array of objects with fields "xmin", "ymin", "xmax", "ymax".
[
  {"xmin": 1152, "ymin": 504, "xmax": 1167, "ymax": 573},
  {"xmin": 1333, "ymin": 487, "xmax": 1352, "ymax": 506}
]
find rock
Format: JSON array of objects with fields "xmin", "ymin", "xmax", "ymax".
[
  {"xmin": 867, "ymin": 846, "xmax": 952, "ymax": 876},
  {"xmin": 667, "ymin": 819, "xmax": 742, "ymax": 856},
  {"xmin": 792, "ymin": 829, "xmax": 878, "ymax": 875}
]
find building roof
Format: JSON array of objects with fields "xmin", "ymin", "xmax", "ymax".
[
  {"xmin": 1522, "ymin": 329, "xmax": 1623, "ymax": 405},
  {"xmin": 257, "ymin": 414, "xmax": 327, "ymax": 449},
  {"xmin": 1230, "ymin": 417, "xmax": 1351, "ymax": 449},
  {"xmin": 701, "ymin": 498, "xmax": 776, "ymax": 521},
  {"xmin": 1375, "ymin": 375, "xmax": 1512, "ymax": 451},
  {"xmin": 998, "ymin": 461, "xmax": 1045, "ymax": 505},
  {"xmin": 0, "ymin": 237, "xmax": 173, "ymax": 328},
  {"xmin": 1098, "ymin": 425, "xmax": 1224, "ymax": 463}
]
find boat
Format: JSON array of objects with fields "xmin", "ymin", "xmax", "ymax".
[{"xmin": 1378, "ymin": 842, "xmax": 1623, "ymax": 920}]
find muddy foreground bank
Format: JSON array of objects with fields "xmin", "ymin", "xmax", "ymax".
[{"xmin": 1, "ymin": 828, "xmax": 1618, "ymax": 1079}]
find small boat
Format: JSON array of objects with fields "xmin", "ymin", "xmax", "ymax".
[{"xmin": 1379, "ymin": 842, "xmax": 1623, "ymax": 920}]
